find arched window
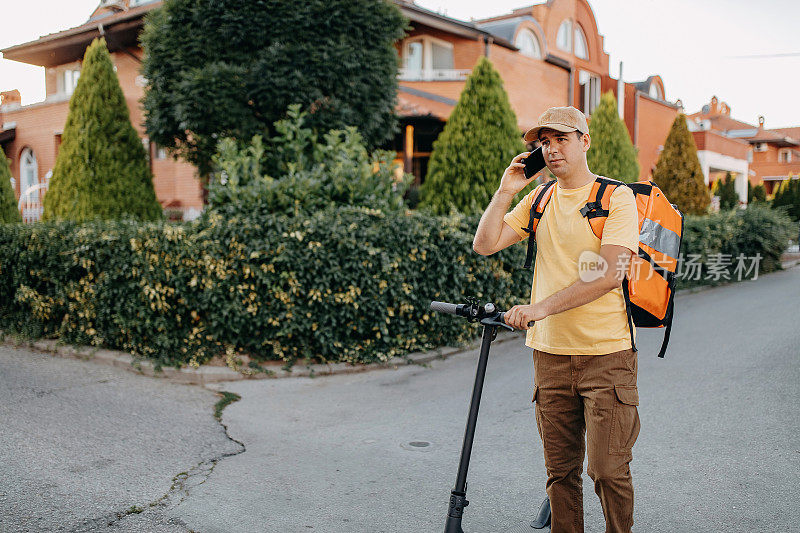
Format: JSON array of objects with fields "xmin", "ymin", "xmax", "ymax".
[
  {"xmin": 20, "ymin": 148, "xmax": 38, "ymax": 193},
  {"xmin": 556, "ymin": 20, "xmax": 572, "ymax": 52},
  {"xmin": 515, "ymin": 29, "xmax": 542, "ymax": 59},
  {"xmin": 649, "ymin": 83, "xmax": 663, "ymax": 100},
  {"xmin": 573, "ymin": 25, "xmax": 589, "ymax": 59}
]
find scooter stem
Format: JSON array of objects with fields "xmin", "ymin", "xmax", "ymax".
[{"xmin": 444, "ymin": 323, "xmax": 496, "ymax": 533}]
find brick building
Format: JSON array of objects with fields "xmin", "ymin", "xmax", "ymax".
[
  {"xmin": 1, "ymin": 0, "xmax": 680, "ymax": 220},
  {"xmin": 0, "ymin": 0, "xmax": 201, "ymax": 221},
  {"xmin": 392, "ymin": 0, "xmax": 680, "ymax": 185},
  {"xmin": 687, "ymin": 96, "xmax": 800, "ymax": 197}
]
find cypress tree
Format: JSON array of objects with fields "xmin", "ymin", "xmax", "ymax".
[
  {"xmin": 43, "ymin": 38, "xmax": 162, "ymax": 222},
  {"xmin": 772, "ymin": 176, "xmax": 800, "ymax": 221},
  {"xmin": 716, "ymin": 172, "xmax": 739, "ymax": 210},
  {"xmin": 652, "ymin": 114, "xmax": 710, "ymax": 215},
  {"xmin": 587, "ymin": 91, "xmax": 640, "ymax": 183},
  {"xmin": 419, "ymin": 57, "xmax": 525, "ymax": 215},
  {"xmin": 748, "ymin": 181, "xmax": 766, "ymax": 204},
  {"xmin": 0, "ymin": 152, "xmax": 21, "ymax": 223}
]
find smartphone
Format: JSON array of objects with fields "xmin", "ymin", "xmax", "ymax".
[{"xmin": 522, "ymin": 146, "xmax": 546, "ymax": 179}]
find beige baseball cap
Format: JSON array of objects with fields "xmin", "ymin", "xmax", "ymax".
[{"xmin": 523, "ymin": 106, "xmax": 589, "ymax": 143}]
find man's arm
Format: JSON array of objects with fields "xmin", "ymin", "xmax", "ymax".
[
  {"xmin": 473, "ymin": 190, "xmax": 525, "ymax": 255},
  {"xmin": 504, "ymin": 244, "xmax": 633, "ymax": 330},
  {"xmin": 473, "ymin": 151, "xmax": 533, "ymax": 256}
]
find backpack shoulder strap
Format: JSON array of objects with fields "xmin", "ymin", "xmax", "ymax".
[
  {"xmin": 522, "ymin": 179, "xmax": 557, "ymax": 269},
  {"xmin": 656, "ymin": 211, "xmax": 684, "ymax": 358},
  {"xmin": 580, "ymin": 176, "xmax": 625, "ymax": 240},
  {"xmin": 621, "ymin": 279, "xmax": 638, "ymax": 353}
]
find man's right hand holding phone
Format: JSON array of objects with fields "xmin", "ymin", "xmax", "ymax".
[{"xmin": 500, "ymin": 151, "xmax": 538, "ymax": 196}]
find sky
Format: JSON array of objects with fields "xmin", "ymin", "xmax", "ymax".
[{"xmin": 1, "ymin": 0, "xmax": 799, "ymax": 128}]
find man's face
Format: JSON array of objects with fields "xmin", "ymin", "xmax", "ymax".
[{"xmin": 537, "ymin": 129, "xmax": 590, "ymax": 177}]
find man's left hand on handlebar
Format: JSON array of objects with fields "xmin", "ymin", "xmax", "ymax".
[{"xmin": 504, "ymin": 303, "xmax": 549, "ymax": 330}]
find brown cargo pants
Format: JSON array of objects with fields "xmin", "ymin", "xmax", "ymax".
[{"xmin": 532, "ymin": 348, "xmax": 640, "ymax": 533}]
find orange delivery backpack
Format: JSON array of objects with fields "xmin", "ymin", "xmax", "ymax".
[{"xmin": 520, "ymin": 177, "xmax": 685, "ymax": 358}]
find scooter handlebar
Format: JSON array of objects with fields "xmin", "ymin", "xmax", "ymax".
[
  {"xmin": 430, "ymin": 301, "xmax": 459, "ymax": 315},
  {"xmin": 429, "ymin": 301, "xmax": 533, "ymax": 329}
]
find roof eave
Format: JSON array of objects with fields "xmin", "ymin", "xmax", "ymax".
[
  {"xmin": 1, "ymin": 5, "xmax": 156, "ymax": 67},
  {"xmin": 397, "ymin": 3, "xmax": 516, "ymax": 50}
]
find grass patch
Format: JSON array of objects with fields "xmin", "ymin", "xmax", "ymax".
[{"xmin": 214, "ymin": 391, "xmax": 241, "ymax": 421}]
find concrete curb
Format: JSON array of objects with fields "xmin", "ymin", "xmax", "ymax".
[{"xmin": 1, "ymin": 328, "xmax": 525, "ymax": 386}]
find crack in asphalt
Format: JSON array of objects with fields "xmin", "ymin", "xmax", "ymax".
[{"xmin": 65, "ymin": 390, "xmax": 246, "ymax": 533}]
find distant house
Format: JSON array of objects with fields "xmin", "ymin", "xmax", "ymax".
[
  {"xmin": 1, "ymin": 0, "xmax": 680, "ymax": 220},
  {"xmin": 688, "ymin": 96, "xmax": 800, "ymax": 197},
  {"xmin": 392, "ymin": 0, "xmax": 681, "ymax": 186}
]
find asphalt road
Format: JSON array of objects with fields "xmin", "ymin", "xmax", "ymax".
[
  {"xmin": 1, "ymin": 266, "xmax": 798, "ymax": 532},
  {"xmin": 178, "ymin": 266, "xmax": 800, "ymax": 532}
]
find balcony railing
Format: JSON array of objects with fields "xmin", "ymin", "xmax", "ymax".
[{"xmin": 398, "ymin": 68, "xmax": 471, "ymax": 81}]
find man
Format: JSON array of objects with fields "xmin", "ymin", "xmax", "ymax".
[{"xmin": 472, "ymin": 106, "xmax": 641, "ymax": 533}]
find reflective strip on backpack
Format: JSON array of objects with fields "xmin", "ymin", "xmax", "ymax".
[{"xmin": 639, "ymin": 217, "xmax": 681, "ymax": 258}]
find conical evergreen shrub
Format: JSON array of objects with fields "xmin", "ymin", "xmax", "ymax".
[
  {"xmin": 0, "ymin": 153, "xmax": 20, "ymax": 223},
  {"xmin": 748, "ymin": 181, "xmax": 766, "ymax": 204},
  {"xmin": 772, "ymin": 175, "xmax": 800, "ymax": 220},
  {"xmin": 652, "ymin": 114, "xmax": 710, "ymax": 215},
  {"xmin": 43, "ymin": 38, "xmax": 162, "ymax": 222},
  {"xmin": 587, "ymin": 91, "xmax": 639, "ymax": 183},
  {"xmin": 419, "ymin": 57, "xmax": 525, "ymax": 215},
  {"xmin": 715, "ymin": 171, "xmax": 739, "ymax": 210}
]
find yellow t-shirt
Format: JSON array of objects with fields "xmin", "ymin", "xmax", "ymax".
[{"xmin": 503, "ymin": 178, "xmax": 639, "ymax": 355}]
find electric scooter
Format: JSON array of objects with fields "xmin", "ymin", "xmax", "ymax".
[{"xmin": 430, "ymin": 298, "xmax": 552, "ymax": 533}]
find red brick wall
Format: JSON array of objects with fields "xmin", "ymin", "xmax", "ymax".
[
  {"xmin": 692, "ymin": 130, "xmax": 749, "ymax": 159},
  {"xmin": 1, "ymin": 100, "xmax": 70, "ymax": 198},
  {"xmin": 750, "ymin": 144, "xmax": 800, "ymax": 183},
  {"xmin": 635, "ymin": 95, "xmax": 678, "ymax": 178},
  {"xmin": 486, "ymin": 43, "xmax": 569, "ymax": 129}
]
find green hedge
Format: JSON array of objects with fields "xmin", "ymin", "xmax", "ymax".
[
  {"xmin": 0, "ymin": 209, "xmax": 529, "ymax": 368},
  {"xmin": 0, "ymin": 205, "xmax": 791, "ymax": 367},
  {"xmin": 678, "ymin": 205, "xmax": 794, "ymax": 288}
]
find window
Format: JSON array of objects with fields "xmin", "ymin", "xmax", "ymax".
[
  {"xmin": 515, "ymin": 29, "xmax": 542, "ymax": 59},
  {"xmin": 557, "ymin": 20, "xmax": 572, "ymax": 52},
  {"xmin": 61, "ymin": 69, "xmax": 81, "ymax": 96},
  {"xmin": 779, "ymin": 149, "xmax": 792, "ymax": 163},
  {"xmin": 579, "ymin": 70, "xmax": 601, "ymax": 115},
  {"xmin": 573, "ymin": 25, "xmax": 588, "ymax": 59},
  {"xmin": 754, "ymin": 143, "xmax": 767, "ymax": 153},
  {"xmin": 20, "ymin": 148, "xmax": 38, "ymax": 193},
  {"xmin": 649, "ymin": 83, "xmax": 663, "ymax": 100},
  {"xmin": 401, "ymin": 36, "xmax": 457, "ymax": 80},
  {"xmin": 431, "ymin": 42, "xmax": 454, "ymax": 70}
]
